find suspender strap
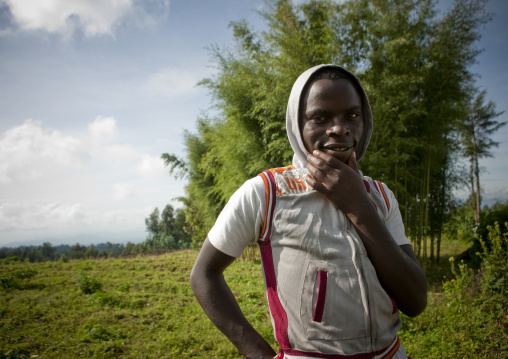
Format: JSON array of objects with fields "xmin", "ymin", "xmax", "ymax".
[
  {"xmin": 258, "ymin": 170, "xmax": 277, "ymax": 241},
  {"xmin": 375, "ymin": 180, "xmax": 391, "ymax": 212},
  {"xmin": 257, "ymin": 169, "xmax": 291, "ymax": 349}
]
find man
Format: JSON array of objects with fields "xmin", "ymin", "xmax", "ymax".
[{"xmin": 190, "ymin": 64, "xmax": 427, "ymax": 359}]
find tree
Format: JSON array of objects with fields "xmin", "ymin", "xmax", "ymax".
[
  {"xmin": 84, "ymin": 245, "xmax": 99, "ymax": 258},
  {"xmin": 142, "ymin": 205, "xmax": 191, "ymax": 251},
  {"xmin": 160, "ymin": 205, "xmax": 175, "ymax": 236},
  {"xmin": 145, "ymin": 207, "xmax": 160, "ymax": 239},
  {"xmin": 164, "ymin": 0, "xmax": 496, "ymax": 260},
  {"xmin": 40, "ymin": 242, "xmax": 56, "ymax": 261},
  {"xmin": 459, "ymin": 89, "xmax": 505, "ymax": 226},
  {"xmin": 123, "ymin": 242, "xmax": 137, "ymax": 255},
  {"xmin": 69, "ymin": 243, "xmax": 87, "ymax": 260}
]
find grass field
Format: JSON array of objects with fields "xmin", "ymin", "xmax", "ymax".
[
  {"xmin": 1, "ymin": 239, "xmax": 505, "ymax": 358},
  {"xmin": 1, "ymin": 250, "xmax": 274, "ymax": 358}
]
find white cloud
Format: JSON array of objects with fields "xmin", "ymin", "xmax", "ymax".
[
  {"xmin": 136, "ymin": 154, "xmax": 166, "ymax": 177},
  {"xmin": 145, "ymin": 67, "xmax": 201, "ymax": 95},
  {"xmin": 2, "ymin": 0, "xmax": 170, "ymax": 38},
  {"xmin": 0, "ymin": 202, "xmax": 85, "ymax": 230},
  {"xmin": 0, "ymin": 117, "xmax": 165, "ymax": 184},
  {"xmin": 88, "ymin": 115, "xmax": 117, "ymax": 141},
  {"xmin": 0, "ymin": 117, "xmax": 178, "ymax": 243},
  {"xmin": 112, "ymin": 182, "xmax": 134, "ymax": 200},
  {"xmin": 0, "ymin": 201, "xmax": 150, "ymax": 232},
  {"xmin": 96, "ymin": 144, "xmax": 139, "ymax": 164},
  {"xmin": 0, "ymin": 119, "xmax": 88, "ymax": 183}
]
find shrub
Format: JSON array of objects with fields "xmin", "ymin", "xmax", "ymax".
[
  {"xmin": 80, "ymin": 323, "xmax": 127, "ymax": 342},
  {"xmin": 0, "ymin": 256, "xmax": 21, "ymax": 264},
  {"xmin": 88, "ymin": 291, "xmax": 122, "ymax": 307},
  {"xmin": 77, "ymin": 271, "xmax": 103, "ymax": 294},
  {"xmin": 116, "ymin": 281, "xmax": 130, "ymax": 292},
  {"xmin": 0, "ymin": 267, "xmax": 37, "ymax": 289},
  {"xmin": 400, "ymin": 222, "xmax": 508, "ymax": 358}
]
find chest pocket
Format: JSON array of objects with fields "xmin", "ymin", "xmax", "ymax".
[{"xmin": 300, "ymin": 259, "xmax": 369, "ymax": 340}]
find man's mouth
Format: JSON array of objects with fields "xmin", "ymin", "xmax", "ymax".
[
  {"xmin": 321, "ymin": 144, "xmax": 355, "ymax": 162},
  {"xmin": 323, "ymin": 144, "xmax": 353, "ymax": 152}
]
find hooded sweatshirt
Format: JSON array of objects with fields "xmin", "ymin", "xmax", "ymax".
[{"xmin": 208, "ymin": 65, "xmax": 410, "ymax": 358}]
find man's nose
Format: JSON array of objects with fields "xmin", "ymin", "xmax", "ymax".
[{"xmin": 326, "ymin": 118, "xmax": 349, "ymax": 136}]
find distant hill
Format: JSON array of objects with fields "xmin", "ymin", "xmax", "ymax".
[
  {"xmin": 482, "ymin": 186, "xmax": 508, "ymax": 208},
  {"xmin": 1, "ymin": 230, "xmax": 145, "ymax": 248}
]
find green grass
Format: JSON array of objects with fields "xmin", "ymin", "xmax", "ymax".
[
  {"xmin": 1, "ymin": 237, "xmax": 506, "ymax": 358},
  {"xmin": 0, "ymin": 251, "xmax": 274, "ymax": 358}
]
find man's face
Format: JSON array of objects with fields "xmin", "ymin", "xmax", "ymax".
[{"xmin": 300, "ymin": 78, "xmax": 364, "ymax": 163}]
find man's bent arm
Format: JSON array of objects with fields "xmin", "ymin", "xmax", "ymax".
[
  {"xmin": 306, "ymin": 151, "xmax": 428, "ymax": 317},
  {"xmin": 190, "ymin": 238, "xmax": 276, "ymax": 359},
  {"xmin": 348, "ymin": 206, "xmax": 428, "ymax": 317}
]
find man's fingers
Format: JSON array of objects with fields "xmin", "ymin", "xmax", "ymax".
[
  {"xmin": 306, "ymin": 162, "xmax": 328, "ymax": 182},
  {"xmin": 307, "ymin": 150, "xmax": 343, "ymax": 168}
]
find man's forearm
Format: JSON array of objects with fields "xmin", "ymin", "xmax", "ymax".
[
  {"xmin": 347, "ymin": 204, "xmax": 428, "ymax": 317},
  {"xmin": 190, "ymin": 240, "xmax": 276, "ymax": 358}
]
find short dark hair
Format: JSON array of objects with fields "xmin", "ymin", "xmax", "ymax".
[
  {"xmin": 301, "ymin": 66, "xmax": 364, "ymax": 110},
  {"xmin": 311, "ymin": 67, "xmax": 356, "ymax": 82}
]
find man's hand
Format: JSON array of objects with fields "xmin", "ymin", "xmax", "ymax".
[{"xmin": 305, "ymin": 150, "xmax": 371, "ymax": 216}]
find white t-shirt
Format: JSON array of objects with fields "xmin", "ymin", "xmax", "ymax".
[{"xmin": 208, "ymin": 176, "xmax": 410, "ymax": 258}]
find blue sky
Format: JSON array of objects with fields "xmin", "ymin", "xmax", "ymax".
[{"xmin": 0, "ymin": 0, "xmax": 506, "ymax": 247}]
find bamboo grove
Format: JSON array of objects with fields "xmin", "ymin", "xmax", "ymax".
[{"xmin": 163, "ymin": 0, "xmax": 504, "ymax": 266}]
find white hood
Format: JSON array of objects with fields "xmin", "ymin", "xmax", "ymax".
[{"xmin": 286, "ymin": 64, "xmax": 373, "ymax": 169}]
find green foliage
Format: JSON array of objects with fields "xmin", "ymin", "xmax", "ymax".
[
  {"xmin": 69, "ymin": 243, "xmax": 88, "ymax": 259},
  {"xmin": 161, "ymin": 153, "xmax": 188, "ymax": 179},
  {"xmin": 399, "ymin": 223, "xmax": 508, "ymax": 358},
  {"xmin": 117, "ymin": 281, "xmax": 131, "ymax": 292},
  {"xmin": 165, "ymin": 0, "xmax": 349, "ymax": 245},
  {"xmin": 344, "ymin": 0, "xmax": 492, "ymax": 262},
  {"xmin": 450, "ymin": 200, "xmax": 508, "ymax": 268},
  {"xmin": 0, "ymin": 256, "xmax": 21, "ymax": 264},
  {"xmin": 0, "ymin": 267, "xmax": 37, "ymax": 290},
  {"xmin": 478, "ymin": 223, "xmax": 508, "ymax": 302},
  {"xmin": 142, "ymin": 205, "xmax": 192, "ymax": 250},
  {"xmin": 164, "ymin": 0, "xmax": 497, "ymax": 253},
  {"xmin": 0, "ymin": 250, "xmax": 275, "ymax": 358},
  {"xmin": 80, "ymin": 323, "xmax": 127, "ymax": 342},
  {"xmin": 442, "ymin": 200, "xmax": 476, "ymax": 243},
  {"xmin": 77, "ymin": 271, "xmax": 103, "ymax": 294},
  {"xmin": 477, "ymin": 200, "xmax": 508, "ymax": 240},
  {"xmin": 88, "ymin": 291, "xmax": 122, "ymax": 307},
  {"xmin": 459, "ymin": 89, "xmax": 506, "ymax": 225},
  {"xmin": 1, "ymin": 242, "xmax": 506, "ymax": 357}
]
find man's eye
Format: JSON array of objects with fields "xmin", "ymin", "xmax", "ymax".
[
  {"xmin": 312, "ymin": 115, "xmax": 327, "ymax": 123},
  {"xmin": 348, "ymin": 113, "xmax": 360, "ymax": 120}
]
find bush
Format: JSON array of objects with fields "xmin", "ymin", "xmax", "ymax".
[
  {"xmin": 400, "ymin": 222, "xmax": 508, "ymax": 358},
  {"xmin": 0, "ymin": 256, "xmax": 21, "ymax": 264},
  {"xmin": 0, "ymin": 267, "xmax": 37, "ymax": 289},
  {"xmin": 77, "ymin": 271, "xmax": 103, "ymax": 294},
  {"xmin": 80, "ymin": 323, "xmax": 127, "ymax": 342},
  {"xmin": 88, "ymin": 291, "xmax": 122, "ymax": 307}
]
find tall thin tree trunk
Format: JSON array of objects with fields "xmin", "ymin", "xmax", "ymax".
[
  {"xmin": 473, "ymin": 137, "xmax": 481, "ymax": 226},
  {"xmin": 425, "ymin": 155, "xmax": 432, "ymax": 266}
]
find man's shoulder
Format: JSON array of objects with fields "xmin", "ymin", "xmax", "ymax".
[
  {"xmin": 258, "ymin": 165, "xmax": 313, "ymax": 195},
  {"xmin": 362, "ymin": 176, "xmax": 395, "ymax": 214}
]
